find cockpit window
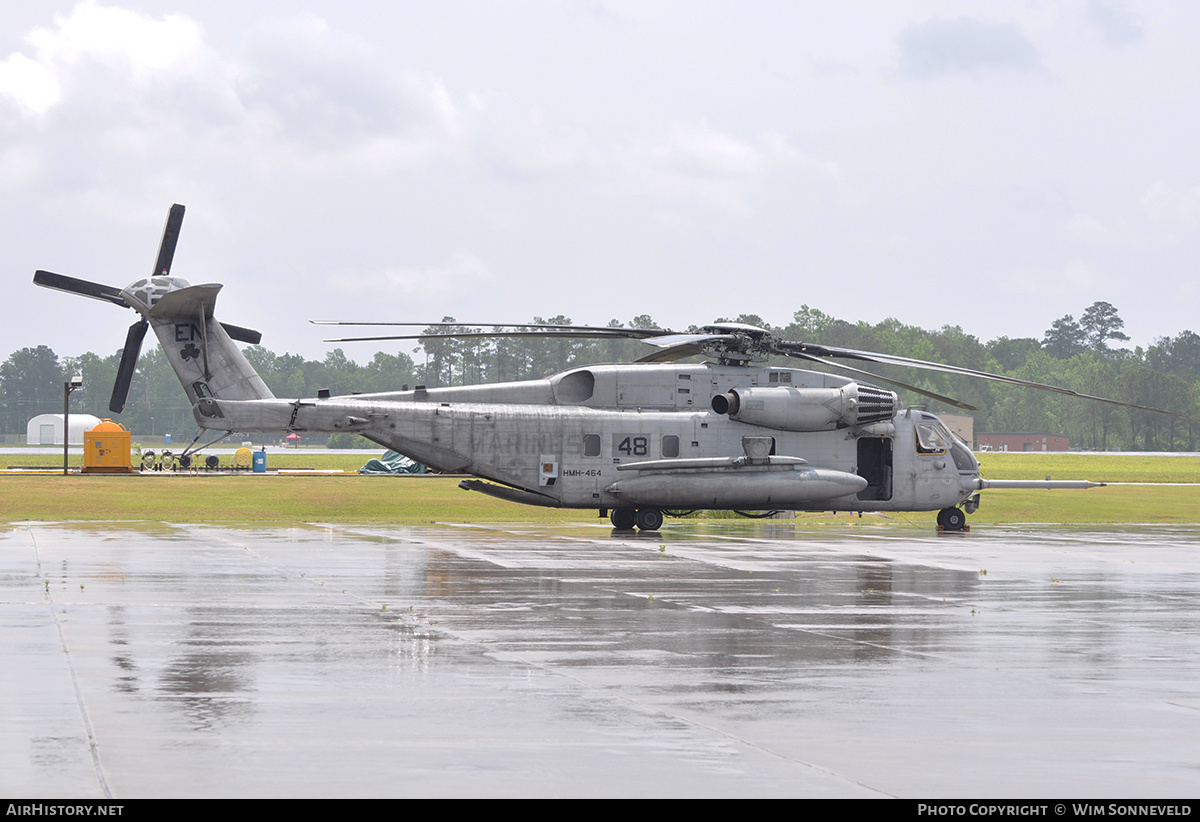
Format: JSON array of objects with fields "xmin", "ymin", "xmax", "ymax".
[
  {"xmin": 915, "ymin": 422, "xmax": 948, "ymax": 454},
  {"xmin": 949, "ymin": 440, "xmax": 977, "ymax": 471}
]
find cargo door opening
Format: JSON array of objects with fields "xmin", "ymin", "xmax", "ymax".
[{"xmin": 856, "ymin": 437, "xmax": 893, "ymax": 501}]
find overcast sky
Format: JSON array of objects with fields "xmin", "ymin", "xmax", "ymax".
[{"xmin": 3, "ymin": 1, "xmax": 1197, "ymax": 366}]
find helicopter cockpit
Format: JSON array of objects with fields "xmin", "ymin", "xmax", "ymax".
[
  {"xmin": 915, "ymin": 418, "xmax": 949, "ymax": 454},
  {"xmin": 914, "ymin": 413, "xmax": 978, "ymax": 473}
]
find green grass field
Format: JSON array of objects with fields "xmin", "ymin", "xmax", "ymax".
[
  {"xmin": 2, "ymin": 450, "xmax": 1197, "ymax": 525},
  {"xmin": 975, "ymin": 452, "xmax": 1200, "ymax": 484}
]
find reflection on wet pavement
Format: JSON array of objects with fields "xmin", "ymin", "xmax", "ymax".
[{"xmin": 2, "ymin": 521, "xmax": 1198, "ymax": 797}]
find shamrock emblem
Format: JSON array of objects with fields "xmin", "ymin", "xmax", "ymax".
[{"xmin": 181, "ymin": 342, "xmax": 201, "ymax": 361}]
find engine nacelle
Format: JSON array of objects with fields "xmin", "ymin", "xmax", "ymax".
[{"xmin": 710, "ymin": 383, "xmax": 897, "ymax": 431}]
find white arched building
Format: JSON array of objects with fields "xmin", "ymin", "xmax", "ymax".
[{"xmin": 27, "ymin": 413, "xmax": 103, "ymax": 445}]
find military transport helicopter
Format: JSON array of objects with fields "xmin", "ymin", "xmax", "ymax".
[{"xmin": 34, "ymin": 204, "xmax": 1177, "ymax": 531}]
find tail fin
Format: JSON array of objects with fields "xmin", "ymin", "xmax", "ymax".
[{"xmin": 145, "ymin": 283, "xmax": 274, "ymax": 420}]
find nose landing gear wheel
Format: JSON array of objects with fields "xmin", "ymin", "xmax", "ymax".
[{"xmin": 937, "ymin": 507, "xmax": 967, "ymax": 531}]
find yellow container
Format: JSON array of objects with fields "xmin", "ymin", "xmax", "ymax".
[{"xmin": 82, "ymin": 419, "xmax": 133, "ymax": 474}]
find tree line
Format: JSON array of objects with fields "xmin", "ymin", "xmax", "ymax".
[{"xmin": 2, "ymin": 300, "xmax": 1197, "ymax": 450}]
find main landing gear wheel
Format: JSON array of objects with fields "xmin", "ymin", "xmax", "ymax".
[
  {"xmin": 610, "ymin": 507, "xmax": 663, "ymax": 531},
  {"xmin": 937, "ymin": 507, "xmax": 967, "ymax": 531},
  {"xmin": 635, "ymin": 508, "xmax": 664, "ymax": 532},
  {"xmin": 610, "ymin": 508, "xmax": 637, "ymax": 530}
]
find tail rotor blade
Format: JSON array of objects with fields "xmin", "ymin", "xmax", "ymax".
[
  {"xmin": 33, "ymin": 270, "xmax": 126, "ymax": 307},
  {"xmin": 151, "ymin": 204, "xmax": 185, "ymax": 277},
  {"xmin": 220, "ymin": 321, "xmax": 262, "ymax": 345},
  {"xmin": 110, "ymin": 320, "xmax": 148, "ymax": 413}
]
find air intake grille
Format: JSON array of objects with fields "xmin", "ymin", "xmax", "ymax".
[{"xmin": 856, "ymin": 385, "xmax": 897, "ymax": 424}]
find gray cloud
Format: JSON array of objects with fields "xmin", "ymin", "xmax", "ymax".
[
  {"xmin": 5, "ymin": 1, "xmax": 1200, "ymax": 362},
  {"xmin": 898, "ymin": 17, "xmax": 1038, "ymax": 78},
  {"xmin": 239, "ymin": 14, "xmax": 462, "ymax": 153},
  {"xmin": 1085, "ymin": 0, "xmax": 1144, "ymax": 46}
]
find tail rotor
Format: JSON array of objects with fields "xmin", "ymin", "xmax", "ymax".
[{"xmin": 33, "ymin": 203, "xmax": 264, "ymax": 413}]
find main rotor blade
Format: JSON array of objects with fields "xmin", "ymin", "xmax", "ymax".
[
  {"xmin": 635, "ymin": 342, "xmax": 710, "ymax": 363},
  {"xmin": 637, "ymin": 333, "xmax": 729, "ymax": 348},
  {"xmin": 151, "ymin": 203, "xmax": 185, "ymax": 277},
  {"xmin": 33, "ymin": 270, "xmax": 126, "ymax": 307},
  {"xmin": 787, "ymin": 343, "xmax": 1184, "ymax": 417},
  {"xmin": 312, "ymin": 320, "xmax": 673, "ymax": 338},
  {"xmin": 783, "ymin": 350, "xmax": 979, "ymax": 411},
  {"xmin": 110, "ymin": 320, "xmax": 148, "ymax": 413},
  {"xmin": 322, "ymin": 330, "xmax": 644, "ymax": 343},
  {"xmin": 634, "ymin": 335, "xmax": 743, "ymax": 363}
]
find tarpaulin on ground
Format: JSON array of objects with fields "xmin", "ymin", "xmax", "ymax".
[{"xmin": 359, "ymin": 450, "xmax": 427, "ymax": 474}]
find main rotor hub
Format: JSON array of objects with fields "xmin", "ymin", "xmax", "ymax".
[
  {"xmin": 702, "ymin": 343, "xmax": 765, "ymax": 365},
  {"xmin": 699, "ymin": 324, "xmax": 774, "ymax": 365}
]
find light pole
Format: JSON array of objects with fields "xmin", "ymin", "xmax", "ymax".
[{"xmin": 63, "ymin": 373, "xmax": 83, "ymax": 476}]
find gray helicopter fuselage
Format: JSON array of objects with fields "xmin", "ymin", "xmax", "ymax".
[
  {"xmin": 31, "ymin": 203, "xmax": 1116, "ymax": 527},
  {"xmin": 199, "ymin": 361, "xmax": 980, "ymax": 513}
]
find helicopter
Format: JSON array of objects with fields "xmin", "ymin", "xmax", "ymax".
[{"xmin": 34, "ymin": 204, "xmax": 1177, "ymax": 531}]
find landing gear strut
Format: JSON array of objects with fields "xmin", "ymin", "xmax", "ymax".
[
  {"xmin": 937, "ymin": 507, "xmax": 967, "ymax": 531},
  {"xmin": 610, "ymin": 507, "xmax": 663, "ymax": 531}
]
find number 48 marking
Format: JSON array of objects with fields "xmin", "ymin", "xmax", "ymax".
[{"xmin": 617, "ymin": 436, "xmax": 648, "ymax": 456}]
